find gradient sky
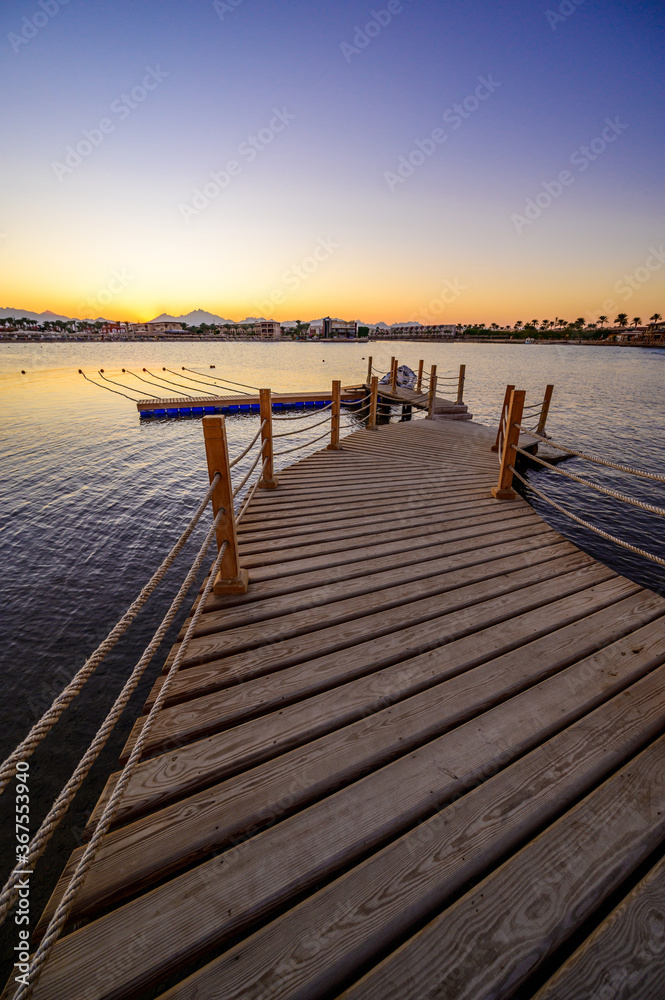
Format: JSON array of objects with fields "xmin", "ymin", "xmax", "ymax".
[{"xmin": 1, "ymin": 0, "xmax": 664, "ymax": 324}]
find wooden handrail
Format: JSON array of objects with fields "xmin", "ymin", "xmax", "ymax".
[
  {"xmin": 368, "ymin": 375, "xmax": 379, "ymax": 430},
  {"xmin": 366, "ymin": 355, "xmax": 373, "ymax": 384},
  {"xmin": 258, "ymin": 388, "xmax": 278, "ymax": 489},
  {"xmin": 427, "ymin": 365, "xmax": 438, "ymax": 420},
  {"xmin": 492, "ymin": 389, "xmax": 525, "ymax": 499},
  {"xmin": 328, "ymin": 380, "xmax": 342, "ymax": 450},
  {"xmin": 456, "ymin": 364, "xmax": 466, "ymax": 405},
  {"xmin": 202, "ymin": 416, "xmax": 249, "ymax": 594},
  {"xmin": 491, "ymin": 384, "xmax": 515, "ymax": 452},
  {"xmin": 537, "ymin": 384, "xmax": 554, "ymax": 437},
  {"xmin": 416, "ymin": 359, "xmax": 424, "ymax": 393},
  {"xmin": 390, "ymin": 357, "xmax": 397, "ymax": 393}
]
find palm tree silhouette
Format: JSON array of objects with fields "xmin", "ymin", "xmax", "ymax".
[
  {"xmin": 650, "ymin": 313, "xmax": 662, "ymax": 323},
  {"xmin": 632, "ymin": 317, "xmax": 641, "ymax": 328},
  {"xmin": 598, "ymin": 315, "xmax": 608, "ymax": 328},
  {"xmin": 615, "ymin": 313, "xmax": 628, "ymax": 327}
]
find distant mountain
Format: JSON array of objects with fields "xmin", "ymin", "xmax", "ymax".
[
  {"xmin": 150, "ymin": 310, "xmax": 237, "ymax": 325},
  {"xmin": 0, "ymin": 307, "xmax": 80, "ymax": 322}
]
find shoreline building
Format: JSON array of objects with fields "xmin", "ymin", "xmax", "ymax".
[
  {"xmin": 308, "ymin": 317, "xmax": 358, "ymax": 338},
  {"xmin": 254, "ymin": 320, "xmax": 281, "ymax": 340},
  {"xmin": 130, "ymin": 321, "xmax": 187, "ymax": 336},
  {"xmin": 371, "ymin": 324, "xmax": 459, "ymax": 339}
]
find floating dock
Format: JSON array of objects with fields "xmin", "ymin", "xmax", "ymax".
[
  {"xmin": 136, "ymin": 389, "xmax": 364, "ymax": 418},
  {"xmin": 13, "ymin": 415, "xmax": 665, "ymax": 999}
]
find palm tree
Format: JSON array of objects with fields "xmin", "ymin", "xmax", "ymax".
[
  {"xmin": 632, "ymin": 317, "xmax": 642, "ymax": 328},
  {"xmin": 574, "ymin": 317, "xmax": 585, "ymax": 330},
  {"xmin": 514, "ymin": 320, "xmax": 523, "ymax": 330},
  {"xmin": 650, "ymin": 313, "xmax": 662, "ymax": 323},
  {"xmin": 598, "ymin": 315, "xmax": 608, "ymax": 328},
  {"xmin": 558, "ymin": 319, "xmax": 567, "ymax": 329},
  {"xmin": 615, "ymin": 313, "xmax": 628, "ymax": 327}
]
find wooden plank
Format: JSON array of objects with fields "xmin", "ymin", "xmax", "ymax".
[
  {"xmin": 31, "ymin": 619, "xmax": 665, "ymax": 994},
  {"xmin": 532, "ymin": 853, "xmax": 665, "ymax": 1000},
  {"xmin": 151, "ymin": 663, "xmax": 665, "ymax": 1000},
  {"xmin": 180, "ymin": 522, "xmax": 554, "ymax": 640},
  {"xmin": 88, "ymin": 581, "xmax": 650, "ymax": 834},
  {"xmin": 339, "ymin": 734, "xmax": 665, "ymax": 1000},
  {"xmin": 201, "ymin": 510, "xmax": 539, "ymax": 611},
  {"xmin": 238, "ymin": 501, "xmax": 531, "ymax": 570},
  {"xmin": 126, "ymin": 557, "xmax": 613, "ymax": 758},
  {"xmin": 161, "ymin": 534, "xmax": 568, "ymax": 669}
]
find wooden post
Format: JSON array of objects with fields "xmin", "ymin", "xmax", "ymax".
[
  {"xmin": 328, "ymin": 380, "xmax": 342, "ymax": 450},
  {"xmin": 368, "ymin": 375, "xmax": 379, "ymax": 430},
  {"xmin": 258, "ymin": 388, "xmax": 278, "ymax": 489},
  {"xmin": 202, "ymin": 416, "xmax": 249, "ymax": 594},
  {"xmin": 491, "ymin": 384, "xmax": 515, "ymax": 452},
  {"xmin": 390, "ymin": 357, "xmax": 397, "ymax": 393},
  {"xmin": 491, "ymin": 389, "xmax": 525, "ymax": 499},
  {"xmin": 426, "ymin": 365, "xmax": 438, "ymax": 420},
  {"xmin": 416, "ymin": 359, "xmax": 424, "ymax": 393},
  {"xmin": 366, "ymin": 355, "xmax": 373, "ymax": 384},
  {"xmin": 536, "ymin": 384, "xmax": 554, "ymax": 436},
  {"xmin": 456, "ymin": 364, "xmax": 466, "ymax": 405}
]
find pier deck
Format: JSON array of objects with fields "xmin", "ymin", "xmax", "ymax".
[
  {"xmin": 15, "ymin": 418, "xmax": 665, "ymax": 999},
  {"xmin": 136, "ymin": 388, "xmax": 364, "ymax": 417}
]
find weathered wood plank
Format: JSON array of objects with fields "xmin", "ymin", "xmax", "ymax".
[
  {"xmin": 126, "ymin": 558, "xmax": 613, "ymax": 758},
  {"xmin": 88, "ymin": 581, "xmax": 650, "ymax": 835},
  {"xmin": 339, "ymin": 735, "xmax": 665, "ymax": 1000},
  {"xmin": 152, "ymin": 663, "xmax": 665, "ymax": 1000},
  {"xmin": 532, "ymin": 853, "xmax": 665, "ymax": 1000},
  {"xmin": 31, "ymin": 619, "xmax": 665, "ymax": 993}
]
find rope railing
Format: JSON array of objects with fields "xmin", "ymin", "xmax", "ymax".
[
  {"xmin": 183, "ymin": 367, "xmax": 260, "ymax": 391},
  {"xmin": 229, "ymin": 419, "xmax": 266, "ymax": 467},
  {"xmin": 272, "ymin": 413, "xmax": 333, "ymax": 437},
  {"xmin": 0, "ymin": 507, "xmax": 224, "ymax": 932},
  {"xmin": 236, "ymin": 459, "xmax": 270, "ymax": 523},
  {"xmin": 0, "ymin": 474, "xmax": 221, "ymax": 795},
  {"xmin": 165, "ymin": 367, "xmax": 254, "ymax": 396},
  {"xmin": 13, "ymin": 529, "xmax": 230, "ymax": 1000},
  {"xmin": 232, "ymin": 438, "xmax": 268, "ymax": 498},
  {"xmin": 516, "ymin": 427, "xmax": 665, "ymax": 484},
  {"xmin": 513, "ymin": 445, "xmax": 665, "ymax": 518},
  {"xmin": 274, "ymin": 428, "xmax": 332, "ymax": 456},
  {"xmin": 509, "ymin": 465, "xmax": 665, "ymax": 569}
]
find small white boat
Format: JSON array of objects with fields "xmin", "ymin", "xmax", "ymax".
[{"xmin": 378, "ymin": 365, "xmax": 417, "ymax": 388}]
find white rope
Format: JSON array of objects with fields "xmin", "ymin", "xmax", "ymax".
[
  {"xmin": 0, "ymin": 507, "xmax": 222, "ymax": 929},
  {"xmin": 228, "ymin": 420, "xmax": 266, "ymax": 468},
  {"xmin": 272, "ymin": 413, "xmax": 332, "ymax": 437},
  {"xmin": 274, "ymin": 428, "xmax": 331, "ymax": 456},
  {"xmin": 13, "ymin": 528, "xmax": 230, "ymax": 1000},
  {"xmin": 516, "ymin": 427, "xmax": 665, "ymax": 484},
  {"xmin": 236, "ymin": 460, "xmax": 269, "ymax": 523},
  {"xmin": 510, "ymin": 466, "xmax": 665, "ymax": 569},
  {"xmin": 0, "ymin": 475, "xmax": 220, "ymax": 795},
  {"xmin": 232, "ymin": 439, "xmax": 267, "ymax": 498},
  {"xmin": 514, "ymin": 446, "xmax": 665, "ymax": 518}
]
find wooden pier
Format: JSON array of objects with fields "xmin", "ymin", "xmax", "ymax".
[
  {"xmin": 135, "ymin": 388, "xmax": 364, "ymax": 418},
  {"xmin": 6, "ymin": 406, "xmax": 665, "ymax": 999}
]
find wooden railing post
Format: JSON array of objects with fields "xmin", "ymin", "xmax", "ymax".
[
  {"xmin": 491, "ymin": 384, "xmax": 515, "ymax": 452},
  {"xmin": 426, "ymin": 364, "xmax": 438, "ymax": 420},
  {"xmin": 491, "ymin": 389, "xmax": 525, "ymax": 499},
  {"xmin": 258, "ymin": 388, "xmax": 278, "ymax": 489},
  {"xmin": 456, "ymin": 364, "xmax": 466, "ymax": 405},
  {"xmin": 328, "ymin": 379, "xmax": 342, "ymax": 450},
  {"xmin": 202, "ymin": 415, "xmax": 249, "ymax": 594},
  {"xmin": 368, "ymin": 375, "xmax": 379, "ymax": 430},
  {"xmin": 366, "ymin": 355, "xmax": 373, "ymax": 384},
  {"xmin": 390, "ymin": 357, "xmax": 397, "ymax": 393},
  {"xmin": 536, "ymin": 384, "xmax": 554, "ymax": 436},
  {"xmin": 416, "ymin": 359, "xmax": 424, "ymax": 393}
]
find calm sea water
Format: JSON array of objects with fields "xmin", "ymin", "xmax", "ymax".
[{"xmin": 0, "ymin": 339, "xmax": 663, "ymax": 972}]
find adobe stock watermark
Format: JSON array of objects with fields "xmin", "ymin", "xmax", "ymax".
[
  {"xmin": 511, "ymin": 116, "xmax": 628, "ymax": 233},
  {"xmin": 582, "ymin": 246, "xmax": 665, "ymax": 325},
  {"xmin": 254, "ymin": 237, "xmax": 339, "ymax": 314},
  {"xmin": 179, "ymin": 107, "xmax": 296, "ymax": 223},
  {"xmin": 51, "ymin": 66, "xmax": 169, "ymax": 181},
  {"xmin": 546, "ymin": 0, "xmax": 586, "ymax": 31},
  {"xmin": 340, "ymin": 0, "xmax": 413, "ymax": 63},
  {"xmin": 77, "ymin": 268, "xmax": 135, "ymax": 319},
  {"xmin": 408, "ymin": 278, "xmax": 467, "ymax": 323},
  {"xmin": 384, "ymin": 75, "xmax": 501, "ymax": 192},
  {"xmin": 8, "ymin": 0, "xmax": 70, "ymax": 54},
  {"xmin": 213, "ymin": 0, "xmax": 245, "ymax": 21}
]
